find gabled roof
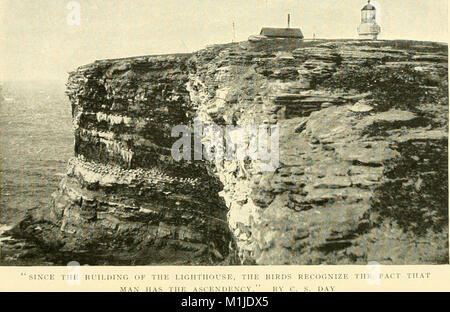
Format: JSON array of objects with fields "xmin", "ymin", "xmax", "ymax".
[{"xmin": 260, "ymin": 27, "xmax": 304, "ymax": 39}]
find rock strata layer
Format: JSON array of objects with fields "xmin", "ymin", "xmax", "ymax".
[{"xmin": 2, "ymin": 40, "xmax": 448, "ymax": 265}]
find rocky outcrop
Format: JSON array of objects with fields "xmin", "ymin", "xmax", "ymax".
[
  {"xmin": 2, "ymin": 39, "xmax": 448, "ymax": 265},
  {"xmin": 187, "ymin": 39, "xmax": 448, "ymax": 264},
  {"xmin": 3, "ymin": 54, "xmax": 231, "ymax": 265}
]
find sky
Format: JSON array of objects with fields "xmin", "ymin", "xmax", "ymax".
[{"xmin": 0, "ymin": 0, "xmax": 448, "ymax": 84}]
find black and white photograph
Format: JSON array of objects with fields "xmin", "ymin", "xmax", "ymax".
[{"xmin": 0, "ymin": 0, "xmax": 448, "ymax": 288}]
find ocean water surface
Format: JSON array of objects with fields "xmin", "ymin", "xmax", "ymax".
[{"xmin": 0, "ymin": 81, "xmax": 73, "ymax": 228}]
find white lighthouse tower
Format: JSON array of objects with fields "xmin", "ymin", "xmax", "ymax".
[{"xmin": 358, "ymin": 1, "xmax": 381, "ymax": 40}]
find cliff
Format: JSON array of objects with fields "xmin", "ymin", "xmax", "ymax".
[{"xmin": 2, "ymin": 39, "xmax": 448, "ymax": 265}]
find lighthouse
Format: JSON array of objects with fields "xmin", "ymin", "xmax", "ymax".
[{"xmin": 358, "ymin": 1, "xmax": 381, "ymax": 40}]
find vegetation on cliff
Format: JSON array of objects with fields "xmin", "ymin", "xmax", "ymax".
[
  {"xmin": 321, "ymin": 64, "xmax": 448, "ymax": 115},
  {"xmin": 1, "ymin": 39, "xmax": 448, "ymax": 265}
]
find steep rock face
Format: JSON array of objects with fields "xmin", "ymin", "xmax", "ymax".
[
  {"xmin": 187, "ymin": 39, "xmax": 448, "ymax": 264},
  {"xmin": 51, "ymin": 55, "xmax": 231, "ymax": 264},
  {"xmin": 2, "ymin": 40, "xmax": 447, "ymax": 265}
]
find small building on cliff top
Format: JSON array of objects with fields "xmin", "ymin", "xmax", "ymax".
[
  {"xmin": 249, "ymin": 13, "xmax": 304, "ymax": 41},
  {"xmin": 259, "ymin": 27, "xmax": 304, "ymax": 39}
]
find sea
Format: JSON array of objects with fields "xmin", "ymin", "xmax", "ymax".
[{"xmin": 0, "ymin": 81, "xmax": 73, "ymax": 230}]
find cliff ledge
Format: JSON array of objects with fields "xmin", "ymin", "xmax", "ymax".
[{"xmin": 2, "ymin": 39, "xmax": 448, "ymax": 265}]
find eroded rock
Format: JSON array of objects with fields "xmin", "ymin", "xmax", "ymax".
[{"xmin": 2, "ymin": 39, "xmax": 447, "ymax": 265}]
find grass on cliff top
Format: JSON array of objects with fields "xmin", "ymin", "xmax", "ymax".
[
  {"xmin": 242, "ymin": 38, "xmax": 447, "ymax": 53},
  {"xmin": 72, "ymin": 38, "xmax": 447, "ymax": 73}
]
